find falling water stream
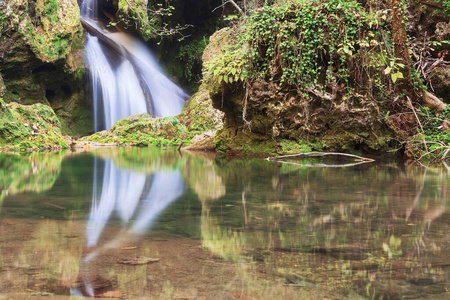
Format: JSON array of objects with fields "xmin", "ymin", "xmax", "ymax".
[{"xmin": 80, "ymin": 0, "xmax": 189, "ymax": 131}]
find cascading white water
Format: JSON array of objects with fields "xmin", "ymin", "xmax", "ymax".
[{"xmin": 80, "ymin": 0, "xmax": 189, "ymax": 131}]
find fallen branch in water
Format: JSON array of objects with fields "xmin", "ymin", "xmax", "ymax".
[
  {"xmin": 267, "ymin": 152, "xmax": 375, "ymax": 162},
  {"xmin": 266, "ymin": 152, "xmax": 375, "ymax": 168}
]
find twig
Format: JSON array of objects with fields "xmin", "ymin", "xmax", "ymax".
[
  {"xmin": 213, "ymin": 0, "xmax": 245, "ymax": 16},
  {"xmin": 228, "ymin": 0, "xmax": 245, "ymax": 16},
  {"xmin": 443, "ymin": 161, "xmax": 450, "ymax": 173},
  {"xmin": 268, "ymin": 160, "xmax": 373, "ymax": 168},
  {"xmin": 212, "ymin": 0, "xmax": 231, "ymax": 13},
  {"xmin": 442, "ymin": 148, "xmax": 450, "ymax": 160}
]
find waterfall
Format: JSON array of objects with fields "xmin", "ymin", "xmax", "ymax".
[{"xmin": 80, "ymin": 0, "xmax": 189, "ymax": 131}]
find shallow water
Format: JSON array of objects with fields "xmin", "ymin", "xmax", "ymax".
[{"xmin": 0, "ymin": 147, "xmax": 449, "ymax": 299}]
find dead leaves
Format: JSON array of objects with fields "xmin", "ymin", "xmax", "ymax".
[
  {"xmin": 117, "ymin": 256, "xmax": 160, "ymax": 265},
  {"xmin": 121, "ymin": 246, "xmax": 139, "ymax": 250}
]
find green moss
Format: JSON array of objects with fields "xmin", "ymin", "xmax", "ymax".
[
  {"xmin": 179, "ymin": 85, "xmax": 224, "ymax": 133},
  {"xmin": 17, "ymin": 0, "xmax": 83, "ymax": 63},
  {"xmin": 278, "ymin": 139, "xmax": 313, "ymax": 155},
  {"xmin": 80, "ymin": 114, "xmax": 189, "ymax": 146},
  {"xmin": 0, "ymin": 97, "xmax": 67, "ymax": 150},
  {"xmin": 213, "ymin": 126, "xmax": 280, "ymax": 156},
  {"xmin": 114, "ymin": 0, "xmax": 154, "ymax": 40}
]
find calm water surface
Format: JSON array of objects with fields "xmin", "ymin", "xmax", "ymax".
[{"xmin": 0, "ymin": 147, "xmax": 449, "ymax": 299}]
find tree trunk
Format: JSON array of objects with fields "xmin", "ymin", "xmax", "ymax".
[{"xmin": 388, "ymin": 0, "xmax": 416, "ymax": 100}]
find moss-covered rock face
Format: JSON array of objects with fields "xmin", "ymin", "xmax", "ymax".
[
  {"xmin": 2, "ymin": 0, "xmax": 82, "ymax": 64},
  {"xmin": 429, "ymin": 67, "xmax": 450, "ymax": 103},
  {"xmin": 80, "ymin": 114, "xmax": 189, "ymax": 146},
  {"xmin": 0, "ymin": 97, "xmax": 68, "ymax": 150},
  {"xmin": 203, "ymin": 3, "xmax": 398, "ymax": 156},
  {"xmin": 0, "ymin": 73, "xmax": 5, "ymax": 97},
  {"xmin": 0, "ymin": 0, "xmax": 92, "ymax": 137},
  {"xmin": 112, "ymin": 0, "xmax": 151, "ymax": 39},
  {"xmin": 179, "ymin": 83, "xmax": 224, "ymax": 134}
]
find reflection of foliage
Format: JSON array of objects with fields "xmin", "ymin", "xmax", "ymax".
[
  {"xmin": 90, "ymin": 147, "xmax": 183, "ymax": 174},
  {"xmin": 199, "ymin": 158, "xmax": 450, "ymax": 297},
  {"xmin": 383, "ymin": 235, "xmax": 402, "ymax": 259},
  {"xmin": 0, "ymin": 150, "xmax": 64, "ymax": 204}
]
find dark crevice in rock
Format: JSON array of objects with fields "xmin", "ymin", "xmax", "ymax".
[{"xmin": 32, "ymin": 63, "xmax": 58, "ymax": 74}]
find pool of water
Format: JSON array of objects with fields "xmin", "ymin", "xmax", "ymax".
[{"xmin": 0, "ymin": 147, "xmax": 449, "ymax": 299}]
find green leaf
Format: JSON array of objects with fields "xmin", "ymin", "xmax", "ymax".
[
  {"xmin": 391, "ymin": 71, "xmax": 403, "ymax": 83},
  {"xmin": 384, "ymin": 66, "xmax": 392, "ymax": 75},
  {"xmin": 223, "ymin": 74, "xmax": 229, "ymax": 83},
  {"xmin": 343, "ymin": 45, "xmax": 349, "ymax": 54}
]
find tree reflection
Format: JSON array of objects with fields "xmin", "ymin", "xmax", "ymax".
[
  {"xmin": 0, "ymin": 151, "xmax": 64, "ymax": 207},
  {"xmin": 194, "ymin": 158, "xmax": 450, "ymax": 298}
]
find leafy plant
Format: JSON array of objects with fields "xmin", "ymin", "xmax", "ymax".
[{"xmin": 204, "ymin": 0, "xmax": 400, "ymax": 96}]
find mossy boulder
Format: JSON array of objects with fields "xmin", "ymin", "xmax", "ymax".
[
  {"xmin": 79, "ymin": 114, "xmax": 188, "ymax": 146},
  {"xmin": 0, "ymin": 97, "xmax": 68, "ymax": 150},
  {"xmin": 203, "ymin": 4, "xmax": 396, "ymax": 156},
  {"xmin": 0, "ymin": 0, "xmax": 91, "ymax": 137},
  {"xmin": 2, "ymin": 0, "xmax": 83, "ymax": 63},
  {"xmin": 80, "ymin": 82, "xmax": 224, "ymax": 148},
  {"xmin": 429, "ymin": 67, "xmax": 450, "ymax": 103},
  {"xmin": 178, "ymin": 83, "xmax": 224, "ymax": 134}
]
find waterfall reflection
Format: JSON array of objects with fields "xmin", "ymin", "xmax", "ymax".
[
  {"xmin": 72, "ymin": 153, "xmax": 184, "ymax": 297},
  {"xmin": 86, "ymin": 156, "xmax": 184, "ymax": 247}
]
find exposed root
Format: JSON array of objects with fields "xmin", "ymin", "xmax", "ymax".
[
  {"xmin": 407, "ymin": 96, "xmax": 428, "ymax": 154},
  {"xmin": 242, "ymin": 86, "xmax": 252, "ymax": 130}
]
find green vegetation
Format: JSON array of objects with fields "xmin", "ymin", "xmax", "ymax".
[
  {"xmin": 81, "ymin": 114, "xmax": 188, "ymax": 146},
  {"xmin": 0, "ymin": 9, "xmax": 6, "ymax": 37},
  {"xmin": 407, "ymin": 106, "xmax": 450, "ymax": 161},
  {"xmin": 0, "ymin": 150, "xmax": 64, "ymax": 205},
  {"xmin": 437, "ymin": 0, "xmax": 450, "ymax": 16},
  {"xmin": 204, "ymin": 0, "xmax": 401, "ymax": 96},
  {"xmin": 22, "ymin": 0, "xmax": 83, "ymax": 62},
  {"xmin": 176, "ymin": 36, "xmax": 209, "ymax": 83},
  {"xmin": 0, "ymin": 97, "xmax": 67, "ymax": 150}
]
